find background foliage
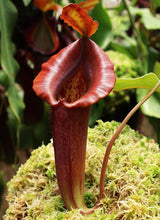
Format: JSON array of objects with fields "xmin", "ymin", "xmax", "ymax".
[{"xmin": 0, "ymin": 0, "xmax": 160, "ymax": 165}]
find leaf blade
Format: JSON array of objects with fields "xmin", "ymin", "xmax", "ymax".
[
  {"xmin": 114, "ymin": 73, "xmax": 160, "ymax": 93},
  {"xmin": 0, "ymin": 0, "xmax": 25, "ymax": 123},
  {"xmin": 137, "ymin": 89, "xmax": 160, "ymax": 118}
]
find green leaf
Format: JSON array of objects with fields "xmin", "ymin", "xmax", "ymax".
[
  {"xmin": 22, "ymin": 0, "xmax": 32, "ymax": 6},
  {"xmin": 130, "ymin": 7, "xmax": 160, "ymax": 30},
  {"xmin": 0, "ymin": 0, "xmax": 25, "ymax": 122},
  {"xmin": 110, "ymin": 42, "xmax": 135, "ymax": 59},
  {"xmin": 107, "ymin": 8, "xmax": 138, "ymax": 58},
  {"xmin": 151, "ymin": 0, "xmax": 160, "ymax": 7},
  {"xmin": 89, "ymin": 99, "xmax": 105, "ymax": 127},
  {"xmin": 114, "ymin": 73, "xmax": 160, "ymax": 92},
  {"xmin": 8, "ymin": 82, "xmax": 25, "ymax": 121},
  {"xmin": 148, "ymin": 47, "xmax": 159, "ymax": 73},
  {"xmin": 0, "ymin": 70, "xmax": 8, "ymax": 86},
  {"xmin": 137, "ymin": 89, "xmax": 160, "ymax": 118},
  {"xmin": 154, "ymin": 62, "xmax": 160, "ymax": 79},
  {"xmin": 0, "ymin": 0, "xmax": 19, "ymax": 77},
  {"xmin": 90, "ymin": 3, "xmax": 112, "ymax": 49}
]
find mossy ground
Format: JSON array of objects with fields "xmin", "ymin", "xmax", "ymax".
[{"xmin": 4, "ymin": 121, "xmax": 160, "ymax": 220}]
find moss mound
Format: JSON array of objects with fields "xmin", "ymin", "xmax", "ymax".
[
  {"xmin": 106, "ymin": 50, "xmax": 142, "ymax": 78},
  {"xmin": 4, "ymin": 121, "xmax": 160, "ymax": 220}
]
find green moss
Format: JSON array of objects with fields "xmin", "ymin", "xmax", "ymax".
[
  {"xmin": 106, "ymin": 50, "xmax": 142, "ymax": 79},
  {"xmin": 4, "ymin": 121, "xmax": 160, "ymax": 220}
]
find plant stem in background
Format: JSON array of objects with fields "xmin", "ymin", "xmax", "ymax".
[{"xmin": 122, "ymin": 0, "xmax": 148, "ymax": 73}]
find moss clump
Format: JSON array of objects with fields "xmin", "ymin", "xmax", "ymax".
[
  {"xmin": 4, "ymin": 121, "xmax": 160, "ymax": 220},
  {"xmin": 106, "ymin": 50, "xmax": 142, "ymax": 79}
]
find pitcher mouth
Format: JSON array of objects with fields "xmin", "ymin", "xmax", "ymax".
[{"xmin": 33, "ymin": 37, "xmax": 115, "ymax": 109}]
